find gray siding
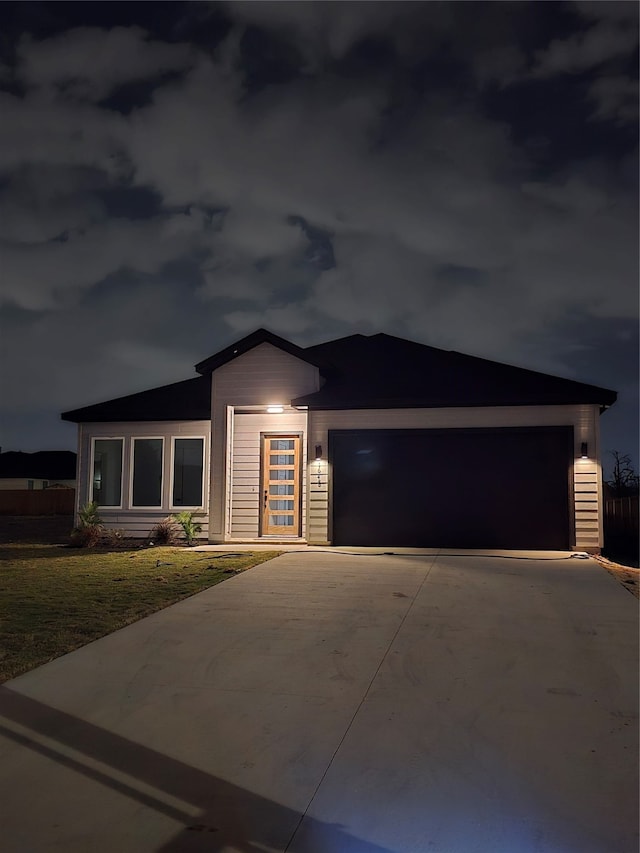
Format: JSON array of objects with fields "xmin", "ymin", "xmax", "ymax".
[
  {"xmin": 208, "ymin": 343, "xmax": 319, "ymax": 541},
  {"xmin": 75, "ymin": 344, "xmax": 605, "ymax": 552},
  {"xmin": 230, "ymin": 412, "xmax": 308, "ymax": 539},
  {"xmin": 77, "ymin": 421, "xmax": 210, "ymax": 539},
  {"xmin": 307, "ymin": 404, "xmax": 603, "ymax": 550}
]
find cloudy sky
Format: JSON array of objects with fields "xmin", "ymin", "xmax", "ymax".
[{"xmin": 0, "ymin": 0, "xmax": 637, "ymax": 473}]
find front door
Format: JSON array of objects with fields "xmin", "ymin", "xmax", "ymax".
[{"xmin": 261, "ymin": 435, "xmax": 301, "ymax": 536}]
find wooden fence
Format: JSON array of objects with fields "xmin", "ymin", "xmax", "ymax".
[
  {"xmin": 604, "ymin": 496, "xmax": 639, "ymax": 536},
  {"xmin": 0, "ymin": 489, "xmax": 75, "ymax": 516}
]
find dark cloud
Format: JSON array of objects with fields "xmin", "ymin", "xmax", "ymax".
[
  {"xmin": 16, "ymin": 26, "xmax": 196, "ymax": 100},
  {"xmin": 0, "ymin": 0, "xmax": 637, "ymax": 469},
  {"xmin": 531, "ymin": 19, "xmax": 637, "ymax": 78}
]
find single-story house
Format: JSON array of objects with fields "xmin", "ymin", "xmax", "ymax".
[
  {"xmin": 0, "ymin": 450, "xmax": 77, "ymax": 490},
  {"xmin": 61, "ymin": 329, "xmax": 616, "ymax": 552}
]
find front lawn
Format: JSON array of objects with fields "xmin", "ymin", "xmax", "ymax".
[{"xmin": 0, "ymin": 544, "xmax": 280, "ymax": 683}]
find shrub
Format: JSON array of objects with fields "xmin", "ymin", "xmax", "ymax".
[
  {"xmin": 69, "ymin": 500, "xmax": 104, "ymax": 548},
  {"xmin": 78, "ymin": 500, "xmax": 101, "ymax": 527},
  {"xmin": 69, "ymin": 522, "xmax": 105, "ymax": 548},
  {"xmin": 149, "ymin": 517, "xmax": 181, "ymax": 545},
  {"xmin": 101, "ymin": 528, "xmax": 126, "ymax": 548},
  {"xmin": 173, "ymin": 511, "xmax": 202, "ymax": 546}
]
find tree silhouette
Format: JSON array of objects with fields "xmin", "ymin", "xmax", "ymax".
[{"xmin": 607, "ymin": 451, "xmax": 640, "ymax": 497}]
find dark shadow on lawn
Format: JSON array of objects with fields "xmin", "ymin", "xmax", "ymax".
[
  {"xmin": 0, "ymin": 515, "xmax": 74, "ymax": 544},
  {"xmin": 0, "ymin": 544, "xmax": 202, "ymax": 562},
  {"xmin": 0, "ymin": 544, "xmax": 110, "ymax": 561},
  {"xmin": 0, "ymin": 686, "xmax": 392, "ymax": 852}
]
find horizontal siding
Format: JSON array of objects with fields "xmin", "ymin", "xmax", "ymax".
[
  {"xmin": 77, "ymin": 421, "xmax": 210, "ymax": 537},
  {"xmin": 230, "ymin": 411, "xmax": 308, "ymax": 538},
  {"xmin": 308, "ymin": 404, "xmax": 598, "ymax": 437},
  {"xmin": 212, "ymin": 343, "xmax": 319, "ymax": 407},
  {"xmin": 98, "ymin": 511, "xmax": 209, "ymax": 540},
  {"xmin": 307, "ymin": 404, "xmax": 603, "ymax": 549},
  {"xmin": 573, "ymin": 456, "xmax": 600, "ymax": 549},
  {"xmin": 209, "ymin": 343, "xmax": 318, "ymax": 540}
]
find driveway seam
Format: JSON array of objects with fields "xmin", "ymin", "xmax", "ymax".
[{"xmin": 283, "ymin": 550, "xmax": 441, "ymax": 850}]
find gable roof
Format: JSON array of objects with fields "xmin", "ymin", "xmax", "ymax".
[
  {"xmin": 293, "ymin": 333, "xmax": 617, "ymax": 409},
  {"xmin": 194, "ymin": 328, "xmax": 329, "ymax": 374},
  {"xmin": 0, "ymin": 450, "xmax": 77, "ymax": 480},
  {"xmin": 61, "ymin": 329, "xmax": 617, "ymax": 423}
]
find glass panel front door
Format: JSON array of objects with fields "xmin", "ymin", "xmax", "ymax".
[{"xmin": 262, "ymin": 435, "xmax": 301, "ymax": 536}]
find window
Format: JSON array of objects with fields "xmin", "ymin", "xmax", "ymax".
[
  {"xmin": 172, "ymin": 438, "xmax": 204, "ymax": 507},
  {"xmin": 269, "ymin": 484, "xmax": 294, "ymax": 495},
  {"xmin": 92, "ymin": 439, "xmax": 123, "ymax": 506},
  {"xmin": 42, "ymin": 481, "xmax": 49, "ymax": 489},
  {"xmin": 270, "ymin": 439, "xmax": 295, "ymax": 451},
  {"xmin": 27, "ymin": 480, "xmax": 34, "ymax": 491},
  {"xmin": 131, "ymin": 438, "xmax": 163, "ymax": 507}
]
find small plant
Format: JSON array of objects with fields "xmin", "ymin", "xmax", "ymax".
[
  {"xmin": 78, "ymin": 500, "xmax": 102, "ymax": 527},
  {"xmin": 101, "ymin": 528, "xmax": 126, "ymax": 548},
  {"xmin": 69, "ymin": 524, "xmax": 104, "ymax": 548},
  {"xmin": 173, "ymin": 511, "xmax": 202, "ymax": 546},
  {"xmin": 70, "ymin": 501, "xmax": 105, "ymax": 548},
  {"xmin": 149, "ymin": 517, "xmax": 180, "ymax": 545}
]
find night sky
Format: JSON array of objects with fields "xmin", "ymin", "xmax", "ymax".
[{"xmin": 0, "ymin": 1, "xmax": 637, "ymax": 475}]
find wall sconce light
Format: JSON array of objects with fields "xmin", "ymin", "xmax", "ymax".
[
  {"xmin": 580, "ymin": 442, "xmax": 588, "ymax": 459},
  {"xmin": 315, "ymin": 444, "xmax": 323, "ymax": 461},
  {"xmin": 266, "ymin": 405, "xmax": 284, "ymax": 414}
]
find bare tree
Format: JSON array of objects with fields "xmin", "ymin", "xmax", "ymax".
[{"xmin": 607, "ymin": 451, "xmax": 640, "ymax": 497}]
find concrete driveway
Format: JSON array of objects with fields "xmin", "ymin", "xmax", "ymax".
[{"xmin": 0, "ymin": 550, "xmax": 637, "ymax": 853}]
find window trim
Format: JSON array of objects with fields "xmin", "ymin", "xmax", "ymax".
[
  {"xmin": 90, "ymin": 437, "xmax": 125, "ymax": 509},
  {"xmin": 169, "ymin": 435, "xmax": 207, "ymax": 511},
  {"xmin": 129, "ymin": 436, "xmax": 165, "ymax": 510}
]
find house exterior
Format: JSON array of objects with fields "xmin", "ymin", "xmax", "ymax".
[
  {"xmin": 61, "ymin": 329, "xmax": 616, "ymax": 552},
  {"xmin": 0, "ymin": 451, "xmax": 77, "ymax": 490}
]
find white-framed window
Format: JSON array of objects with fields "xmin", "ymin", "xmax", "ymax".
[
  {"xmin": 130, "ymin": 437, "xmax": 164, "ymax": 508},
  {"xmin": 91, "ymin": 438, "xmax": 124, "ymax": 507},
  {"xmin": 170, "ymin": 437, "xmax": 205, "ymax": 509}
]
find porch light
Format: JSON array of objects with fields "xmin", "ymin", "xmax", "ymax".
[
  {"xmin": 580, "ymin": 442, "xmax": 588, "ymax": 459},
  {"xmin": 267, "ymin": 405, "xmax": 284, "ymax": 414},
  {"xmin": 315, "ymin": 444, "xmax": 323, "ymax": 461}
]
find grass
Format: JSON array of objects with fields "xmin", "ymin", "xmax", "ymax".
[
  {"xmin": 0, "ymin": 544, "xmax": 281, "ymax": 683},
  {"xmin": 594, "ymin": 554, "xmax": 640, "ymax": 599}
]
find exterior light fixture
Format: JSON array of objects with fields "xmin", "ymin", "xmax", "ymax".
[
  {"xmin": 580, "ymin": 442, "xmax": 588, "ymax": 459},
  {"xmin": 315, "ymin": 444, "xmax": 323, "ymax": 461},
  {"xmin": 266, "ymin": 405, "xmax": 284, "ymax": 414}
]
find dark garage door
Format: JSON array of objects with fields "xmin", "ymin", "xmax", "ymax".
[{"xmin": 330, "ymin": 427, "xmax": 573, "ymax": 549}]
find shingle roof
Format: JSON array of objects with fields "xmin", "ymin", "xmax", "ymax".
[
  {"xmin": 61, "ymin": 376, "xmax": 210, "ymax": 423},
  {"xmin": 61, "ymin": 329, "xmax": 617, "ymax": 423},
  {"xmin": 294, "ymin": 333, "xmax": 617, "ymax": 409},
  {"xmin": 0, "ymin": 450, "xmax": 77, "ymax": 480},
  {"xmin": 194, "ymin": 328, "xmax": 329, "ymax": 374}
]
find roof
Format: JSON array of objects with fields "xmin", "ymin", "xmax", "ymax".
[
  {"xmin": 61, "ymin": 329, "xmax": 617, "ymax": 423},
  {"xmin": 0, "ymin": 450, "xmax": 77, "ymax": 480},
  {"xmin": 61, "ymin": 376, "xmax": 210, "ymax": 423},
  {"xmin": 194, "ymin": 328, "xmax": 329, "ymax": 374},
  {"xmin": 293, "ymin": 333, "xmax": 617, "ymax": 409}
]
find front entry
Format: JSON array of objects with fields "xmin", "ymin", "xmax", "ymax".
[{"xmin": 261, "ymin": 435, "xmax": 302, "ymax": 536}]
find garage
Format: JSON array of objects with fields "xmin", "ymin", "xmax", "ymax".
[{"xmin": 330, "ymin": 427, "xmax": 574, "ymax": 549}]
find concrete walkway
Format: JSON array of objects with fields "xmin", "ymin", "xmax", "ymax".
[{"xmin": 0, "ymin": 551, "xmax": 637, "ymax": 852}]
